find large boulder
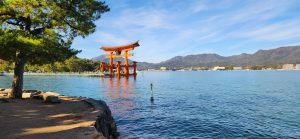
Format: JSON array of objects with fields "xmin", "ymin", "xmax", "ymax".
[{"xmin": 84, "ymin": 99, "xmax": 118, "ymax": 139}]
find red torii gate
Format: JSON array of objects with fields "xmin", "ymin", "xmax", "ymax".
[{"xmin": 99, "ymin": 41, "xmax": 139, "ymax": 77}]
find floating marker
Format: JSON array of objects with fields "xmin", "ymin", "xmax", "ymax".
[{"xmin": 150, "ymin": 83, "xmax": 154, "ymax": 102}]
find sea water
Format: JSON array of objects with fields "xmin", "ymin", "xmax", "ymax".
[{"xmin": 1, "ymin": 71, "xmax": 300, "ymax": 138}]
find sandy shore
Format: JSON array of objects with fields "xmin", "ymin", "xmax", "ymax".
[{"xmin": 0, "ymin": 90, "xmax": 113, "ymax": 139}]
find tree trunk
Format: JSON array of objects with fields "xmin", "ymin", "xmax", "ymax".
[{"xmin": 9, "ymin": 51, "xmax": 25, "ymax": 99}]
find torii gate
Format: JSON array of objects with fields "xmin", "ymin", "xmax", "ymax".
[{"xmin": 99, "ymin": 41, "xmax": 139, "ymax": 77}]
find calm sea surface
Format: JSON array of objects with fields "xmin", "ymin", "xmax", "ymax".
[{"xmin": 1, "ymin": 71, "xmax": 300, "ymax": 138}]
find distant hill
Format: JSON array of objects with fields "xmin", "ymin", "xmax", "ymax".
[
  {"xmin": 157, "ymin": 54, "xmax": 225, "ymax": 67},
  {"xmin": 92, "ymin": 45, "xmax": 300, "ymax": 69},
  {"xmin": 91, "ymin": 55, "xmax": 134, "ymax": 63},
  {"xmin": 91, "ymin": 55, "xmax": 155, "ymax": 70},
  {"xmin": 155, "ymin": 45, "xmax": 300, "ymax": 68}
]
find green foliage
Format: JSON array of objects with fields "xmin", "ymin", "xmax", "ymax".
[
  {"xmin": 225, "ymin": 66, "xmax": 234, "ymax": 70},
  {"xmin": 24, "ymin": 57, "xmax": 99, "ymax": 72},
  {"xmin": 250, "ymin": 65, "xmax": 262, "ymax": 70},
  {"xmin": 64, "ymin": 57, "xmax": 99, "ymax": 72},
  {"xmin": 0, "ymin": 0, "xmax": 109, "ymax": 64},
  {"xmin": 0, "ymin": 57, "xmax": 99, "ymax": 72},
  {"xmin": 242, "ymin": 64, "xmax": 282, "ymax": 70},
  {"xmin": 0, "ymin": 60, "xmax": 13, "ymax": 72},
  {"xmin": 0, "ymin": 0, "xmax": 108, "ymax": 98},
  {"xmin": 0, "ymin": 29, "xmax": 79, "ymax": 64}
]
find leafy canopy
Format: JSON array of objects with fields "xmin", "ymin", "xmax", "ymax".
[{"xmin": 0, "ymin": 0, "xmax": 109, "ymax": 64}]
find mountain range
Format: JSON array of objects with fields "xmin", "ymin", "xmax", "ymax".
[{"xmin": 92, "ymin": 45, "xmax": 300, "ymax": 70}]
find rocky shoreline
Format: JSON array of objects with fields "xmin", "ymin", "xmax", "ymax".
[
  {"xmin": 84, "ymin": 98, "xmax": 118, "ymax": 138},
  {"xmin": 0, "ymin": 88, "xmax": 117, "ymax": 139}
]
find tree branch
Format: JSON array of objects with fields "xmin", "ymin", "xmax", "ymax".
[
  {"xmin": 65, "ymin": 21, "xmax": 80, "ymax": 31},
  {"xmin": 7, "ymin": 21, "xmax": 21, "ymax": 26},
  {"xmin": 0, "ymin": 12, "xmax": 14, "ymax": 17},
  {"xmin": 30, "ymin": 23, "xmax": 53, "ymax": 35}
]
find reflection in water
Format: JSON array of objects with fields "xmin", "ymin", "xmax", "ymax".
[
  {"xmin": 100, "ymin": 77, "xmax": 137, "ymax": 117},
  {"xmin": 101, "ymin": 77, "xmax": 133, "ymax": 99}
]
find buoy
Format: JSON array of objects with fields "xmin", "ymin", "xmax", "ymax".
[
  {"xmin": 150, "ymin": 83, "xmax": 154, "ymax": 102},
  {"xmin": 150, "ymin": 96, "xmax": 154, "ymax": 102}
]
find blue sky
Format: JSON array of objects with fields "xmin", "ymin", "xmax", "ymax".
[{"xmin": 72, "ymin": 0, "xmax": 300, "ymax": 63}]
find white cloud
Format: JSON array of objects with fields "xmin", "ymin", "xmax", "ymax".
[
  {"xmin": 180, "ymin": 0, "xmax": 300, "ymax": 42},
  {"xmin": 239, "ymin": 20, "xmax": 300, "ymax": 41},
  {"xmin": 94, "ymin": 32, "xmax": 129, "ymax": 46},
  {"xmin": 190, "ymin": 1, "xmax": 207, "ymax": 13},
  {"xmin": 229, "ymin": 0, "xmax": 294, "ymax": 25},
  {"xmin": 110, "ymin": 8, "xmax": 175, "ymax": 30}
]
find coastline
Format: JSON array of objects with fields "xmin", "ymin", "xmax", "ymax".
[
  {"xmin": 0, "ymin": 89, "xmax": 117, "ymax": 139},
  {"xmin": 1, "ymin": 69, "xmax": 300, "ymax": 77},
  {"xmin": 2, "ymin": 72, "xmax": 100, "ymax": 76}
]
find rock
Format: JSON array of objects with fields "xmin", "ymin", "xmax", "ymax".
[
  {"xmin": 43, "ymin": 95, "xmax": 60, "ymax": 103},
  {"xmin": 84, "ymin": 99, "xmax": 118, "ymax": 139},
  {"xmin": 44, "ymin": 92, "xmax": 60, "ymax": 96},
  {"xmin": 31, "ymin": 94, "xmax": 42, "ymax": 99},
  {"xmin": 23, "ymin": 90, "xmax": 38, "ymax": 93},
  {"xmin": 0, "ymin": 88, "xmax": 5, "ymax": 91},
  {"xmin": 22, "ymin": 92, "xmax": 32, "ymax": 99},
  {"xmin": 4, "ymin": 89, "xmax": 12, "ymax": 93}
]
